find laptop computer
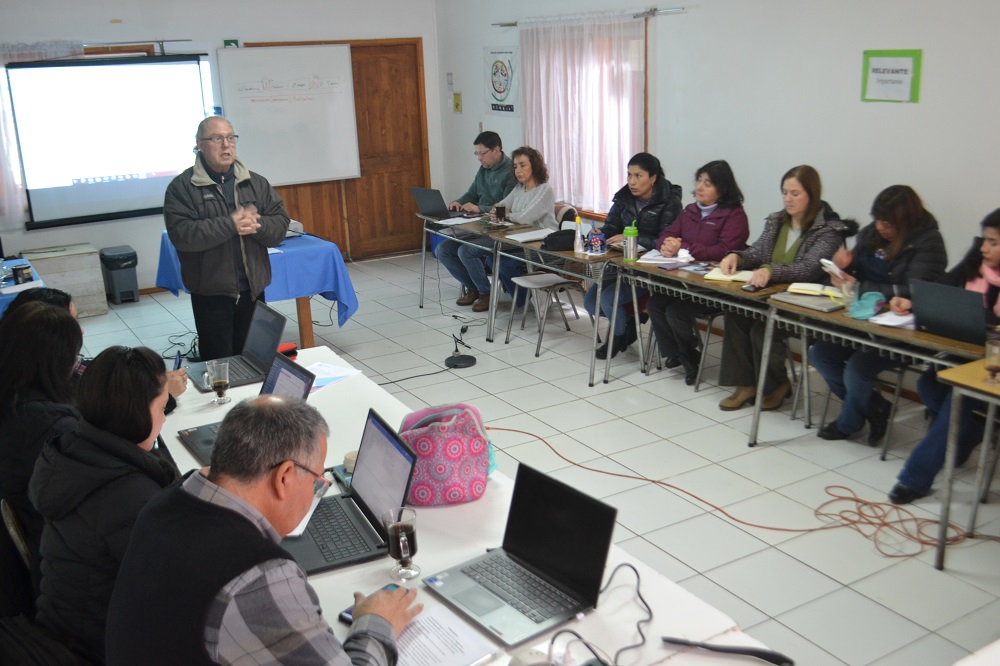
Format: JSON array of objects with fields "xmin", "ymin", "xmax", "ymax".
[
  {"xmin": 410, "ymin": 186, "xmax": 480, "ymax": 220},
  {"xmin": 422, "ymin": 464, "xmax": 617, "ymax": 647},
  {"xmin": 281, "ymin": 408, "xmax": 417, "ymax": 574},
  {"xmin": 910, "ymin": 279, "xmax": 987, "ymax": 345},
  {"xmin": 770, "ymin": 290, "xmax": 845, "ymax": 313},
  {"xmin": 189, "ymin": 301, "xmax": 287, "ymax": 392},
  {"xmin": 176, "ymin": 354, "xmax": 316, "ymax": 465}
]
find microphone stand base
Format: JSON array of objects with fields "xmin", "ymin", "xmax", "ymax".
[{"xmin": 445, "ymin": 354, "xmax": 477, "ymax": 369}]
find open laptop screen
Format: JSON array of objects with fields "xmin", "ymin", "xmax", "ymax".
[
  {"xmin": 243, "ymin": 302, "xmax": 287, "ymax": 366},
  {"xmin": 350, "ymin": 410, "xmax": 417, "ymax": 537},
  {"xmin": 260, "ymin": 354, "xmax": 315, "ymax": 398},
  {"xmin": 502, "ymin": 465, "xmax": 617, "ymax": 606}
]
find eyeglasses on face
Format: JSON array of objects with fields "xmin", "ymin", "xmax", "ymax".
[
  {"xmin": 201, "ymin": 135, "xmax": 239, "ymax": 145},
  {"xmin": 271, "ymin": 460, "xmax": 333, "ymax": 498}
]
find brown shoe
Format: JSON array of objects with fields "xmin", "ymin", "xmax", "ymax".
[
  {"xmin": 761, "ymin": 380, "xmax": 792, "ymax": 411},
  {"xmin": 471, "ymin": 294, "xmax": 491, "ymax": 312},
  {"xmin": 456, "ymin": 289, "xmax": 479, "ymax": 306},
  {"xmin": 719, "ymin": 386, "xmax": 756, "ymax": 411}
]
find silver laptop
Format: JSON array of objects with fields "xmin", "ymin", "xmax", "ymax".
[
  {"xmin": 911, "ymin": 279, "xmax": 987, "ymax": 345},
  {"xmin": 410, "ymin": 186, "xmax": 479, "ymax": 220},
  {"xmin": 423, "ymin": 464, "xmax": 617, "ymax": 647},
  {"xmin": 176, "ymin": 353, "xmax": 316, "ymax": 465},
  {"xmin": 189, "ymin": 301, "xmax": 287, "ymax": 392},
  {"xmin": 281, "ymin": 409, "xmax": 417, "ymax": 574}
]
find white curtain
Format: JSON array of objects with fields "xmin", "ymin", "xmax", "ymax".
[
  {"xmin": 520, "ymin": 15, "xmax": 645, "ymax": 214},
  {"xmin": 0, "ymin": 41, "xmax": 82, "ymax": 231}
]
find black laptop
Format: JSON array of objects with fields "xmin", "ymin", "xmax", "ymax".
[
  {"xmin": 422, "ymin": 464, "xmax": 617, "ymax": 647},
  {"xmin": 410, "ymin": 186, "xmax": 479, "ymax": 220},
  {"xmin": 177, "ymin": 354, "xmax": 316, "ymax": 465},
  {"xmin": 189, "ymin": 301, "xmax": 287, "ymax": 392},
  {"xmin": 910, "ymin": 279, "xmax": 987, "ymax": 345},
  {"xmin": 281, "ymin": 409, "xmax": 417, "ymax": 574}
]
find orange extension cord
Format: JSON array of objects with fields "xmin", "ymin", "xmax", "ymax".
[{"xmin": 486, "ymin": 426, "xmax": 1000, "ymax": 557}]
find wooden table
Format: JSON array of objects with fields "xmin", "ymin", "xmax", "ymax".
[{"xmin": 934, "ymin": 359, "xmax": 999, "ymax": 570}]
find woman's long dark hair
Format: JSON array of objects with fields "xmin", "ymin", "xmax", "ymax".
[
  {"xmin": 0, "ymin": 302, "xmax": 81, "ymax": 414},
  {"xmin": 780, "ymin": 165, "xmax": 823, "ymax": 233},
  {"xmin": 695, "ymin": 160, "xmax": 743, "ymax": 208},
  {"xmin": 956, "ymin": 208, "xmax": 1000, "ymax": 282},
  {"xmin": 869, "ymin": 185, "xmax": 935, "ymax": 260}
]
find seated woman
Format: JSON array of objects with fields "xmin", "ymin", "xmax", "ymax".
[
  {"xmin": 0, "ymin": 302, "xmax": 82, "ymax": 607},
  {"xmin": 583, "ymin": 152, "xmax": 682, "ymax": 359},
  {"xmin": 885, "ymin": 209, "xmax": 1000, "ymax": 504},
  {"xmin": 440, "ymin": 146, "xmax": 557, "ymax": 313},
  {"xmin": 29, "ymin": 346, "xmax": 180, "ymax": 663},
  {"xmin": 809, "ymin": 185, "xmax": 947, "ymax": 444},
  {"xmin": 716, "ymin": 165, "xmax": 846, "ymax": 411},
  {"xmin": 647, "ymin": 160, "xmax": 750, "ymax": 383}
]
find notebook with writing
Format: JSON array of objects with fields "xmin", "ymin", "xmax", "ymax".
[
  {"xmin": 177, "ymin": 353, "xmax": 316, "ymax": 465},
  {"xmin": 422, "ymin": 464, "xmax": 617, "ymax": 647},
  {"xmin": 189, "ymin": 300, "xmax": 287, "ymax": 391},
  {"xmin": 281, "ymin": 409, "xmax": 417, "ymax": 574}
]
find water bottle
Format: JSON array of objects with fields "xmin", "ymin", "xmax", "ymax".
[
  {"xmin": 573, "ymin": 215, "xmax": 585, "ymax": 253},
  {"xmin": 623, "ymin": 224, "xmax": 639, "ymax": 263}
]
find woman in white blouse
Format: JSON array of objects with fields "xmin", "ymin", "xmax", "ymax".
[{"xmin": 485, "ymin": 146, "xmax": 557, "ymax": 307}]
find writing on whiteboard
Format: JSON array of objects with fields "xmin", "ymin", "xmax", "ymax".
[{"xmin": 236, "ymin": 75, "xmax": 342, "ymax": 98}]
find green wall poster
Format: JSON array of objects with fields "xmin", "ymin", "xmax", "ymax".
[{"xmin": 862, "ymin": 49, "xmax": 922, "ymax": 103}]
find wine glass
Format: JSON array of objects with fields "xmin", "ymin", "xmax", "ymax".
[
  {"xmin": 382, "ymin": 508, "xmax": 420, "ymax": 581},
  {"xmin": 205, "ymin": 359, "xmax": 232, "ymax": 404},
  {"xmin": 985, "ymin": 340, "xmax": 1000, "ymax": 384}
]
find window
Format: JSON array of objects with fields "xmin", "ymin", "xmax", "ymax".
[{"xmin": 520, "ymin": 15, "xmax": 646, "ymax": 215}]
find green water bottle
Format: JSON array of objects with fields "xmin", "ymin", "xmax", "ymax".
[{"xmin": 623, "ymin": 222, "xmax": 639, "ymax": 263}]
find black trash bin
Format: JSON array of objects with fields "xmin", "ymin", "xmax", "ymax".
[{"xmin": 99, "ymin": 246, "xmax": 138, "ymax": 304}]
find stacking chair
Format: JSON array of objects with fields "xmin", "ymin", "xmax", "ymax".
[
  {"xmin": 504, "ymin": 273, "xmax": 592, "ymax": 357},
  {"xmin": 643, "ymin": 309, "xmax": 725, "ymax": 392}
]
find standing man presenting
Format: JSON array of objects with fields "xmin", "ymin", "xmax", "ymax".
[
  {"xmin": 165, "ymin": 116, "xmax": 290, "ymax": 361},
  {"xmin": 438, "ymin": 131, "xmax": 516, "ymax": 311},
  {"xmin": 106, "ymin": 396, "xmax": 422, "ymax": 665}
]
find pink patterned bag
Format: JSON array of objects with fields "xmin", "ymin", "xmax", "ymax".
[{"xmin": 398, "ymin": 403, "xmax": 495, "ymax": 506}]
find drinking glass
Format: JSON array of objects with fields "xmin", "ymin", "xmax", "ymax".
[
  {"xmin": 382, "ymin": 507, "xmax": 419, "ymax": 581},
  {"xmin": 840, "ymin": 280, "xmax": 858, "ymax": 306},
  {"xmin": 985, "ymin": 339, "xmax": 1000, "ymax": 384},
  {"xmin": 205, "ymin": 359, "xmax": 231, "ymax": 404}
]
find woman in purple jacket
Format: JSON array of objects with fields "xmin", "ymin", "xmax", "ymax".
[{"xmin": 647, "ymin": 160, "xmax": 750, "ymax": 384}]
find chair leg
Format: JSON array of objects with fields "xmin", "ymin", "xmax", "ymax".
[
  {"xmin": 880, "ymin": 366, "xmax": 908, "ymax": 461},
  {"xmin": 693, "ymin": 313, "xmax": 719, "ymax": 392},
  {"xmin": 643, "ymin": 325, "xmax": 656, "ymax": 375},
  {"xmin": 551, "ymin": 290, "xmax": 571, "ymax": 331},
  {"xmin": 979, "ymin": 430, "xmax": 1000, "ymax": 504},
  {"xmin": 520, "ymin": 290, "xmax": 533, "ymax": 331},
  {"xmin": 534, "ymin": 290, "xmax": 553, "ymax": 357},
  {"xmin": 505, "ymin": 285, "xmax": 521, "ymax": 344},
  {"xmin": 821, "ymin": 389, "xmax": 833, "ymax": 425},
  {"xmin": 564, "ymin": 288, "xmax": 581, "ymax": 320}
]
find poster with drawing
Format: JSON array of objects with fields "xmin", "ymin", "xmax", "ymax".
[{"xmin": 485, "ymin": 47, "xmax": 519, "ymax": 117}]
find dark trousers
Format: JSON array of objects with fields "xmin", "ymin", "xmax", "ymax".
[
  {"xmin": 718, "ymin": 313, "xmax": 789, "ymax": 393},
  {"xmin": 647, "ymin": 292, "xmax": 714, "ymax": 357},
  {"xmin": 191, "ymin": 291, "xmax": 260, "ymax": 361}
]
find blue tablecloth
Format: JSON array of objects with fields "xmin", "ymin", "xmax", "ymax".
[
  {"xmin": 156, "ymin": 231, "xmax": 358, "ymax": 327},
  {"xmin": 0, "ymin": 259, "xmax": 45, "ymax": 316}
]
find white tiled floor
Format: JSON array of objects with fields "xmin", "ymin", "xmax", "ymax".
[{"xmin": 85, "ymin": 252, "xmax": 1000, "ymax": 665}]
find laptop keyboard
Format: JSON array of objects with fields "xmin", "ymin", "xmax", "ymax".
[
  {"xmin": 307, "ymin": 499, "xmax": 372, "ymax": 563},
  {"xmin": 462, "ymin": 553, "xmax": 575, "ymax": 623},
  {"xmin": 228, "ymin": 357, "xmax": 257, "ymax": 381}
]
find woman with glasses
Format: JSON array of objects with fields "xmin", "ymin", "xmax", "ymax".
[
  {"xmin": 0, "ymin": 302, "xmax": 82, "ymax": 614},
  {"xmin": 809, "ymin": 185, "xmax": 946, "ymax": 444},
  {"xmin": 29, "ymin": 346, "xmax": 180, "ymax": 663}
]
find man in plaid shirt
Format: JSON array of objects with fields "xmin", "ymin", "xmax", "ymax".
[{"xmin": 107, "ymin": 396, "xmax": 422, "ymax": 665}]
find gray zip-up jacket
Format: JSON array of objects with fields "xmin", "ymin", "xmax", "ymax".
[
  {"xmin": 164, "ymin": 156, "xmax": 289, "ymax": 298},
  {"xmin": 735, "ymin": 203, "xmax": 847, "ymax": 284}
]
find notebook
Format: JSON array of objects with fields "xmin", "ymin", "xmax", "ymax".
[
  {"xmin": 703, "ymin": 267, "xmax": 754, "ymax": 282},
  {"xmin": 189, "ymin": 301, "xmax": 287, "ymax": 392},
  {"xmin": 910, "ymin": 279, "xmax": 987, "ymax": 345},
  {"xmin": 176, "ymin": 353, "xmax": 316, "ymax": 465},
  {"xmin": 422, "ymin": 464, "xmax": 617, "ymax": 647},
  {"xmin": 770, "ymin": 290, "xmax": 845, "ymax": 313},
  {"xmin": 410, "ymin": 187, "xmax": 480, "ymax": 220},
  {"xmin": 281, "ymin": 409, "xmax": 417, "ymax": 574}
]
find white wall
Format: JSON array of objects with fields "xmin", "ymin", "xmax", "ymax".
[
  {"xmin": 1, "ymin": 0, "xmax": 444, "ymax": 288},
  {"xmin": 434, "ymin": 0, "xmax": 1000, "ymax": 263}
]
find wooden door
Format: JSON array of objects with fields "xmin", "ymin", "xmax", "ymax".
[{"xmin": 250, "ymin": 39, "xmax": 429, "ymax": 260}]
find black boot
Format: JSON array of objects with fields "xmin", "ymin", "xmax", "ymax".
[
  {"xmin": 679, "ymin": 349, "xmax": 699, "ymax": 386},
  {"xmin": 624, "ymin": 317, "xmax": 638, "ymax": 346},
  {"xmin": 596, "ymin": 334, "xmax": 629, "ymax": 360},
  {"xmin": 867, "ymin": 393, "xmax": 892, "ymax": 446}
]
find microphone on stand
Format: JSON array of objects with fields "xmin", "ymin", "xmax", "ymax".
[{"xmin": 444, "ymin": 333, "xmax": 476, "ymax": 369}]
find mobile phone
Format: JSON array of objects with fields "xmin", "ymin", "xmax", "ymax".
[
  {"xmin": 173, "ymin": 350, "xmax": 182, "ymax": 371},
  {"xmin": 740, "ymin": 283, "xmax": 760, "ymax": 292},
  {"xmin": 820, "ymin": 258, "xmax": 846, "ymax": 280},
  {"xmin": 338, "ymin": 583, "xmax": 399, "ymax": 625}
]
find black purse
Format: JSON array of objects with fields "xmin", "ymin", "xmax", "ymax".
[{"xmin": 540, "ymin": 229, "xmax": 576, "ymax": 251}]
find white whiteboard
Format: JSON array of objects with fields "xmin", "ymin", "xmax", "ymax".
[{"xmin": 217, "ymin": 45, "xmax": 360, "ymax": 186}]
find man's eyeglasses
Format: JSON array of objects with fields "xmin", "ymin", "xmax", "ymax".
[
  {"xmin": 272, "ymin": 460, "xmax": 333, "ymax": 499},
  {"xmin": 201, "ymin": 135, "xmax": 239, "ymax": 145},
  {"xmin": 473, "ymin": 149, "xmax": 492, "ymax": 158}
]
